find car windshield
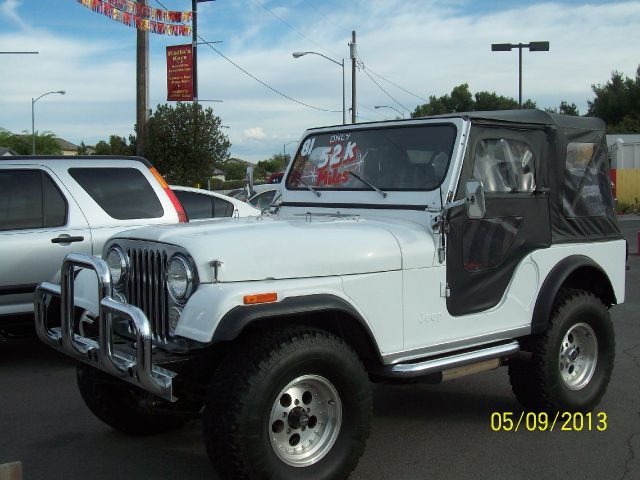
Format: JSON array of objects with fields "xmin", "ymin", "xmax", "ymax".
[{"xmin": 286, "ymin": 124, "xmax": 456, "ymax": 192}]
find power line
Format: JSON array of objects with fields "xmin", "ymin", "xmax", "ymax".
[
  {"xmin": 357, "ymin": 57, "xmax": 411, "ymax": 113},
  {"xmin": 365, "ymin": 67, "xmax": 428, "ymax": 102},
  {"xmin": 199, "ymin": 38, "xmax": 341, "ymax": 113},
  {"xmin": 154, "ymin": 0, "xmax": 341, "ymax": 114}
]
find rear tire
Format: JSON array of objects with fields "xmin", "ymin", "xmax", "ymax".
[
  {"xmin": 509, "ymin": 289, "xmax": 615, "ymax": 412},
  {"xmin": 202, "ymin": 327, "xmax": 372, "ymax": 480},
  {"xmin": 77, "ymin": 364, "xmax": 189, "ymax": 435}
]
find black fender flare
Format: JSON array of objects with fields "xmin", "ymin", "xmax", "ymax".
[
  {"xmin": 212, "ymin": 293, "xmax": 381, "ymax": 353},
  {"xmin": 531, "ymin": 255, "xmax": 616, "ymax": 334}
]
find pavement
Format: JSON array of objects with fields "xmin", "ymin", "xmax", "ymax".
[{"xmin": 1, "ymin": 217, "xmax": 639, "ymax": 480}]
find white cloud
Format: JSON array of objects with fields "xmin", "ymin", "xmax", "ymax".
[
  {"xmin": 243, "ymin": 127, "xmax": 268, "ymax": 140},
  {"xmin": 0, "ymin": 0, "xmax": 28, "ymax": 30},
  {"xmin": 1, "ymin": 1, "xmax": 639, "ymax": 163}
]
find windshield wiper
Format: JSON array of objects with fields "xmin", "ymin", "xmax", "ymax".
[
  {"xmin": 293, "ymin": 173, "xmax": 321, "ymax": 197},
  {"xmin": 349, "ymin": 171, "xmax": 387, "ymax": 198}
]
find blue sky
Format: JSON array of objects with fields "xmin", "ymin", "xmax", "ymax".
[{"xmin": 1, "ymin": 0, "xmax": 639, "ymax": 163}]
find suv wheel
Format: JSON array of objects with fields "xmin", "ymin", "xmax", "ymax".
[
  {"xmin": 203, "ymin": 326, "xmax": 372, "ymax": 480},
  {"xmin": 77, "ymin": 364, "xmax": 191, "ymax": 435},
  {"xmin": 509, "ymin": 288, "xmax": 615, "ymax": 411}
]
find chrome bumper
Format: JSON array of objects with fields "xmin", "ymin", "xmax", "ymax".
[{"xmin": 34, "ymin": 253, "xmax": 176, "ymax": 401}]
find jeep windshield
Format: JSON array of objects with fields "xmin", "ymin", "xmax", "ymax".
[{"xmin": 286, "ymin": 124, "xmax": 456, "ymax": 192}]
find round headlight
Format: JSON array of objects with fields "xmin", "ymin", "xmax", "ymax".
[
  {"xmin": 167, "ymin": 255, "xmax": 193, "ymax": 301},
  {"xmin": 106, "ymin": 246, "xmax": 127, "ymax": 287}
]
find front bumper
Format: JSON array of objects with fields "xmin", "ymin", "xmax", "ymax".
[{"xmin": 34, "ymin": 253, "xmax": 176, "ymax": 401}]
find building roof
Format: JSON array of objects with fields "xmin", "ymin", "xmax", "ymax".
[
  {"xmin": 54, "ymin": 137, "xmax": 79, "ymax": 151},
  {"xmin": 0, "ymin": 147, "xmax": 17, "ymax": 156},
  {"xmin": 606, "ymin": 134, "xmax": 640, "ymax": 145}
]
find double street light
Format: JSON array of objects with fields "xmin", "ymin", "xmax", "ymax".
[
  {"xmin": 374, "ymin": 105, "xmax": 405, "ymax": 119},
  {"xmin": 32, "ymin": 90, "xmax": 65, "ymax": 155},
  {"xmin": 491, "ymin": 41, "xmax": 550, "ymax": 108},
  {"xmin": 292, "ymin": 51, "xmax": 346, "ymax": 125}
]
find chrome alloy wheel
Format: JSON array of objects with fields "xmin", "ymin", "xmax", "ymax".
[
  {"xmin": 559, "ymin": 323, "xmax": 598, "ymax": 390},
  {"xmin": 268, "ymin": 374, "xmax": 342, "ymax": 467}
]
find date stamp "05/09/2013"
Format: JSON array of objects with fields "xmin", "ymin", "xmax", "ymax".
[{"xmin": 490, "ymin": 412, "xmax": 608, "ymax": 432}]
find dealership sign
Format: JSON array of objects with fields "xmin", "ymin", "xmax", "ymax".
[{"xmin": 167, "ymin": 44, "xmax": 194, "ymax": 101}]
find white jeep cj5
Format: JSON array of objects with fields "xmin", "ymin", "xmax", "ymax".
[{"xmin": 36, "ymin": 110, "xmax": 626, "ymax": 480}]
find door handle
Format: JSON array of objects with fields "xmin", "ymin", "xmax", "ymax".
[{"xmin": 51, "ymin": 235, "xmax": 85, "ymax": 244}]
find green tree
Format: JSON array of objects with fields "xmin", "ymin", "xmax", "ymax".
[
  {"xmin": 222, "ymin": 160, "xmax": 248, "ymax": 181},
  {"xmin": 412, "ymin": 83, "xmax": 536, "ymax": 117},
  {"xmin": 143, "ymin": 102, "xmax": 231, "ymax": 185},
  {"xmin": 93, "ymin": 140, "xmax": 111, "ymax": 155},
  {"xmin": 588, "ymin": 66, "xmax": 640, "ymax": 132},
  {"xmin": 77, "ymin": 141, "xmax": 89, "ymax": 155},
  {"xmin": 545, "ymin": 101, "xmax": 579, "ymax": 116},
  {"xmin": 91, "ymin": 135, "xmax": 135, "ymax": 155},
  {"xmin": 474, "ymin": 91, "xmax": 519, "ymax": 111},
  {"xmin": 109, "ymin": 135, "xmax": 135, "ymax": 155},
  {"xmin": 255, "ymin": 153, "xmax": 289, "ymax": 182},
  {"xmin": 0, "ymin": 129, "xmax": 61, "ymax": 155},
  {"xmin": 558, "ymin": 101, "xmax": 579, "ymax": 116}
]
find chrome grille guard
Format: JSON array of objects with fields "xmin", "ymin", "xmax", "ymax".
[{"xmin": 34, "ymin": 253, "xmax": 176, "ymax": 402}]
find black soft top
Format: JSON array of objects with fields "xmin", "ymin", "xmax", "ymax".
[{"xmin": 427, "ymin": 109, "xmax": 606, "ymax": 131}]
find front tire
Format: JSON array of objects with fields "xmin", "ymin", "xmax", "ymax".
[
  {"xmin": 509, "ymin": 289, "xmax": 615, "ymax": 412},
  {"xmin": 203, "ymin": 327, "xmax": 372, "ymax": 480},
  {"xmin": 77, "ymin": 364, "xmax": 190, "ymax": 435}
]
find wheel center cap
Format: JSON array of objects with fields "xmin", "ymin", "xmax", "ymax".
[
  {"xmin": 566, "ymin": 347, "xmax": 579, "ymax": 363},
  {"xmin": 288, "ymin": 406, "xmax": 309, "ymax": 429}
]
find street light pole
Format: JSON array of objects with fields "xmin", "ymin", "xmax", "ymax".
[
  {"xmin": 374, "ymin": 105, "xmax": 405, "ymax": 118},
  {"xmin": 292, "ymin": 51, "xmax": 345, "ymax": 125},
  {"xmin": 283, "ymin": 140, "xmax": 297, "ymax": 159},
  {"xmin": 31, "ymin": 90, "xmax": 65, "ymax": 155},
  {"xmin": 491, "ymin": 41, "xmax": 550, "ymax": 108}
]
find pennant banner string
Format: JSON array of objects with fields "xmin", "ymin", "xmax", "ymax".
[{"xmin": 77, "ymin": 0, "xmax": 193, "ymax": 35}]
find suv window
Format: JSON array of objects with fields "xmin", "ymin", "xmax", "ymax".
[
  {"xmin": 472, "ymin": 138, "xmax": 536, "ymax": 193},
  {"xmin": 0, "ymin": 170, "xmax": 67, "ymax": 231},
  {"xmin": 174, "ymin": 190, "xmax": 234, "ymax": 220},
  {"xmin": 563, "ymin": 142, "xmax": 614, "ymax": 217},
  {"xmin": 69, "ymin": 167, "xmax": 164, "ymax": 220},
  {"xmin": 287, "ymin": 125, "xmax": 456, "ymax": 191}
]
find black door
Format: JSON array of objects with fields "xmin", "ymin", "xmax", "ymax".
[{"xmin": 446, "ymin": 127, "xmax": 552, "ymax": 316}]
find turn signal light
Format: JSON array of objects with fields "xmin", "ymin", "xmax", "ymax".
[
  {"xmin": 149, "ymin": 167, "xmax": 188, "ymax": 223},
  {"xmin": 244, "ymin": 292, "xmax": 278, "ymax": 305}
]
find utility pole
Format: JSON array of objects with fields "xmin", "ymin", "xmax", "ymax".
[
  {"xmin": 349, "ymin": 30, "xmax": 357, "ymax": 123},
  {"xmin": 136, "ymin": 0, "xmax": 149, "ymax": 155},
  {"xmin": 192, "ymin": 0, "xmax": 199, "ymax": 102}
]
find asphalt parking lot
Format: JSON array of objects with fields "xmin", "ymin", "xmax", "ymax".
[{"xmin": 1, "ymin": 218, "xmax": 639, "ymax": 480}]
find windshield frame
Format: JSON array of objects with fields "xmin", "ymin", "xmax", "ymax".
[{"xmin": 284, "ymin": 122, "xmax": 458, "ymax": 193}]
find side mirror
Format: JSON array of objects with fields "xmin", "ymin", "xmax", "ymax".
[
  {"xmin": 244, "ymin": 165, "xmax": 255, "ymax": 198},
  {"xmin": 465, "ymin": 179, "xmax": 486, "ymax": 219}
]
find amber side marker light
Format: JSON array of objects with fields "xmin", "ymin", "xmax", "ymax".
[{"xmin": 244, "ymin": 292, "xmax": 278, "ymax": 305}]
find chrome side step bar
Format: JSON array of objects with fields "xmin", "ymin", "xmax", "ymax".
[{"xmin": 377, "ymin": 340, "xmax": 520, "ymax": 379}]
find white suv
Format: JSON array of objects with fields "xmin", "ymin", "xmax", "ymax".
[
  {"xmin": 0, "ymin": 156, "xmax": 185, "ymax": 334},
  {"xmin": 36, "ymin": 111, "xmax": 625, "ymax": 480}
]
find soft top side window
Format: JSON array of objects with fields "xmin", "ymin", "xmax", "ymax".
[
  {"xmin": 563, "ymin": 142, "xmax": 614, "ymax": 218},
  {"xmin": 472, "ymin": 138, "xmax": 536, "ymax": 193}
]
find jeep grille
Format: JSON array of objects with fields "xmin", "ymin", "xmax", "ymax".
[{"xmin": 125, "ymin": 246, "xmax": 169, "ymax": 343}]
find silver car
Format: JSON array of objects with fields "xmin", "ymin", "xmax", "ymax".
[{"xmin": 0, "ymin": 156, "xmax": 185, "ymax": 333}]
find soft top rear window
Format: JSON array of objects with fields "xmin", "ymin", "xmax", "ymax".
[
  {"xmin": 286, "ymin": 124, "xmax": 456, "ymax": 191},
  {"xmin": 69, "ymin": 167, "xmax": 164, "ymax": 220}
]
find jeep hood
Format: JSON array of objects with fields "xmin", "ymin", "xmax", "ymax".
[{"xmin": 112, "ymin": 215, "xmax": 435, "ymax": 283}]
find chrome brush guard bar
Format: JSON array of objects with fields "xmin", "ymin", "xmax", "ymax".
[{"xmin": 34, "ymin": 253, "xmax": 176, "ymax": 401}]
